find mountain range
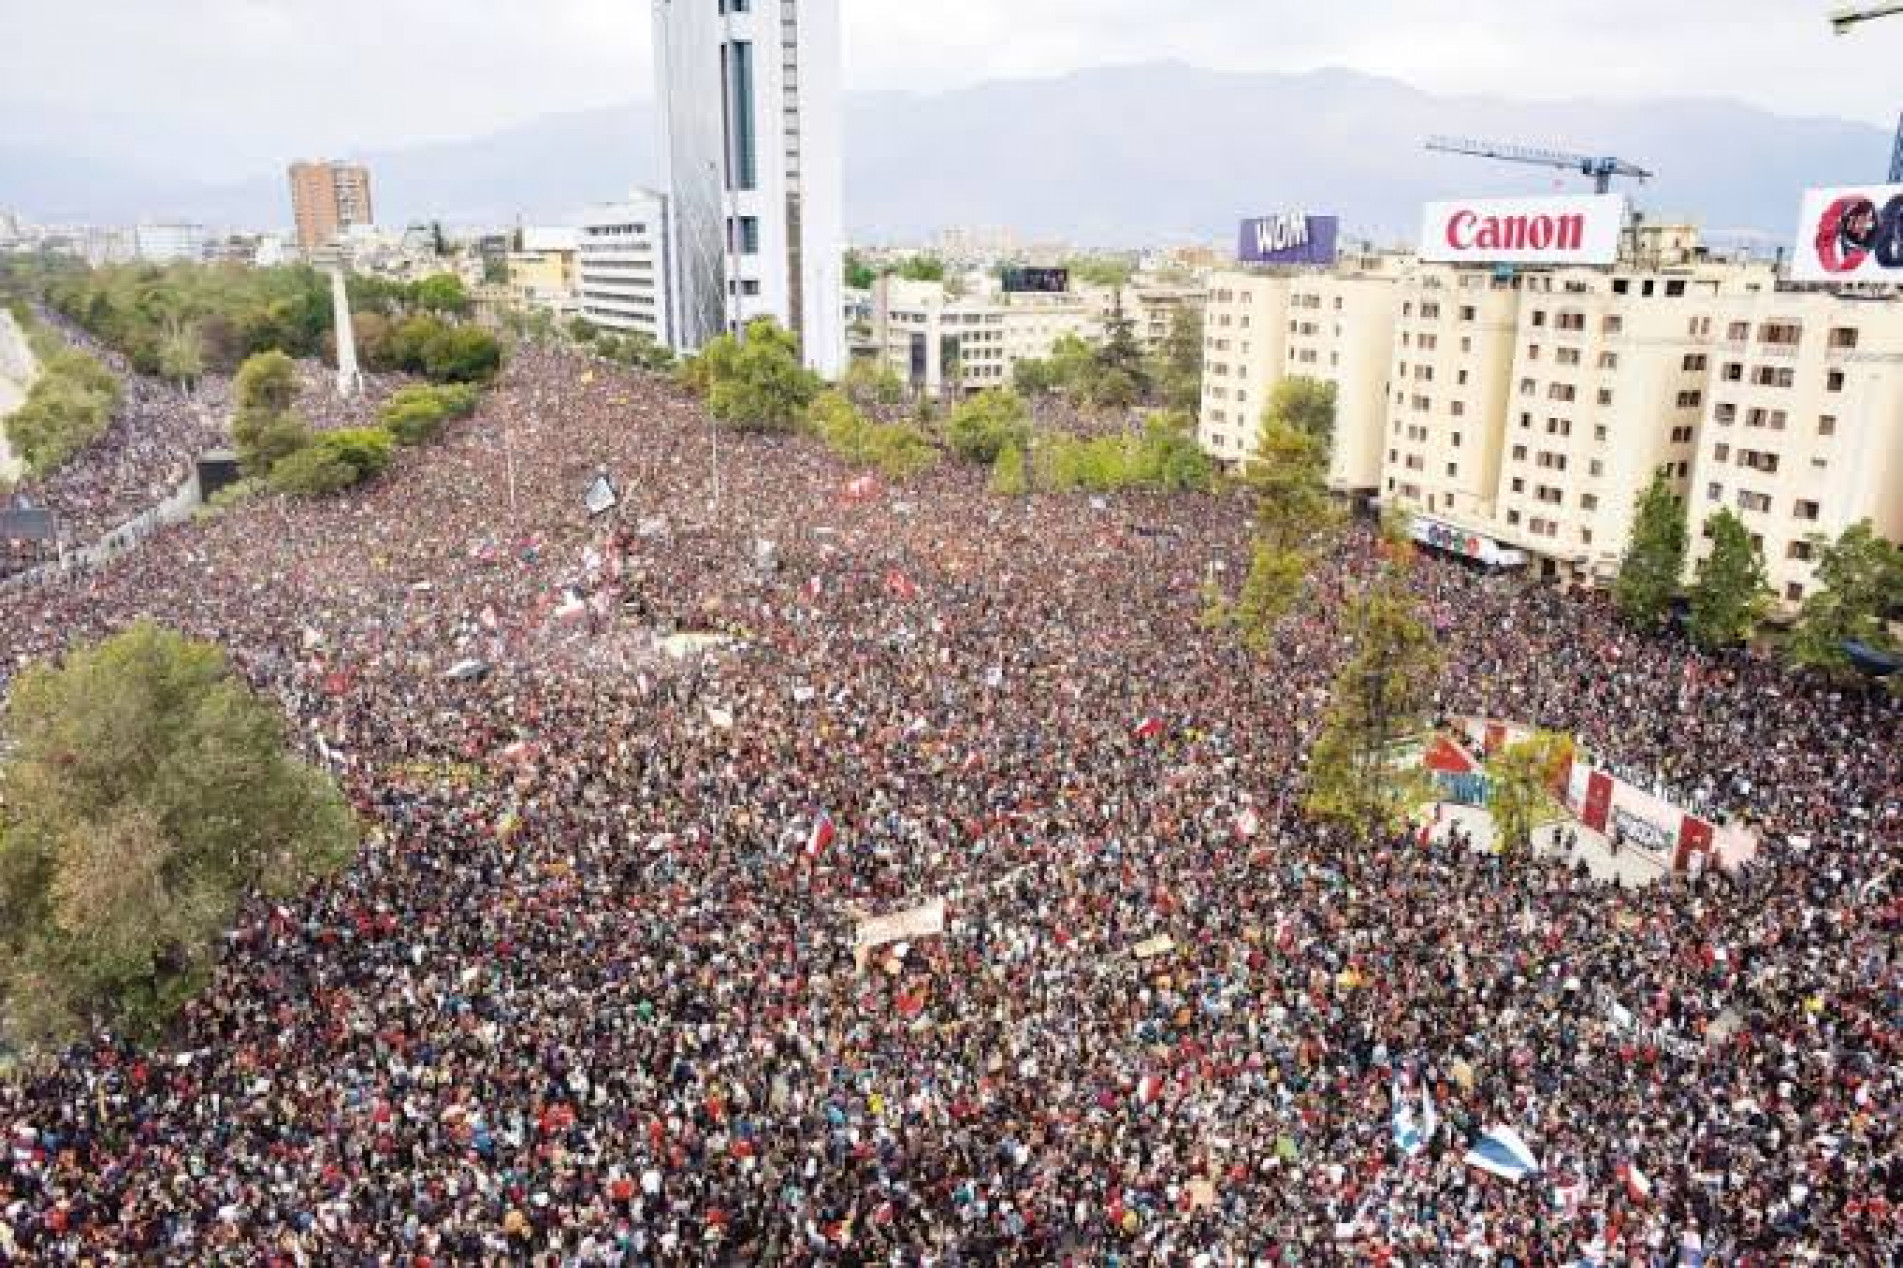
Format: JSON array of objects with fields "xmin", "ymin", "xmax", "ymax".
[{"xmin": 4, "ymin": 62, "xmax": 1893, "ymax": 247}]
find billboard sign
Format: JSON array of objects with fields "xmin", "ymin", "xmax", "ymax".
[
  {"xmin": 1789, "ymin": 185, "xmax": 1903, "ymax": 283},
  {"xmin": 1419, "ymin": 194, "xmax": 1624, "ymax": 265},
  {"xmin": 1237, "ymin": 212, "xmax": 1339, "ymax": 266},
  {"xmin": 1001, "ymin": 266, "xmax": 1069, "ymax": 294}
]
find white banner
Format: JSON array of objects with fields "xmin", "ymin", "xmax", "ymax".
[
  {"xmin": 855, "ymin": 898, "xmax": 946, "ymax": 954},
  {"xmin": 1419, "ymin": 194, "xmax": 1624, "ymax": 265},
  {"xmin": 1788, "ymin": 185, "xmax": 1903, "ymax": 284}
]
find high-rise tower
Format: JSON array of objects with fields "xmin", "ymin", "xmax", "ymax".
[{"xmin": 652, "ymin": 0, "xmax": 844, "ymax": 377}]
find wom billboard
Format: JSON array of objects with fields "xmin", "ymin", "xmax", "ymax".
[
  {"xmin": 1419, "ymin": 194, "xmax": 1624, "ymax": 265},
  {"xmin": 1237, "ymin": 213, "xmax": 1339, "ymax": 266},
  {"xmin": 1790, "ymin": 185, "xmax": 1903, "ymax": 283}
]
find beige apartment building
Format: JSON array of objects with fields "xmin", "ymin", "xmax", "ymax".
[
  {"xmin": 1686, "ymin": 290, "xmax": 1903, "ymax": 608},
  {"xmin": 288, "ymin": 160, "xmax": 374, "ymax": 251},
  {"xmin": 1198, "ymin": 251, "xmax": 1404, "ymax": 492},
  {"xmin": 872, "ymin": 277, "xmax": 1104, "ymax": 397}
]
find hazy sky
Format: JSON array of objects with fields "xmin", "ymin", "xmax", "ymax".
[{"xmin": 6, "ymin": 0, "xmax": 1900, "ymax": 177}]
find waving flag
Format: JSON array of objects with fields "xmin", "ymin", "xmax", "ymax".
[
  {"xmin": 1135, "ymin": 1074, "xmax": 1164, "ymax": 1106},
  {"xmin": 1464, "ymin": 1126, "xmax": 1540, "ymax": 1181},
  {"xmin": 1132, "ymin": 716, "xmax": 1165, "ymax": 741},
  {"xmin": 1235, "ymin": 806, "xmax": 1261, "ymax": 840},
  {"xmin": 805, "ymin": 811, "xmax": 837, "ymax": 858},
  {"xmin": 1618, "ymin": 1161, "xmax": 1652, "ymax": 1203},
  {"xmin": 1392, "ymin": 1074, "xmax": 1424, "ymax": 1155}
]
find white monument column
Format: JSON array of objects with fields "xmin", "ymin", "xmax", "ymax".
[{"xmin": 329, "ymin": 266, "xmax": 363, "ymax": 398}]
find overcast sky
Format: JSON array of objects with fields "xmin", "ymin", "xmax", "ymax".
[{"xmin": 6, "ymin": 0, "xmax": 1900, "ymax": 178}]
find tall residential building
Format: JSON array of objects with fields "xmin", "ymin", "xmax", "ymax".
[
  {"xmin": 288, "ymin": 160, "xmax": 374, "ymax": 251},
  {"xmin": 576, "ymin": 191, "xmax": 674, "ymax": 345},
  {"xmin": 1685, "ymin": 291, "xmax": 1903, "ymax": 608},
  {"xmin": 652, "ymin": 0, "xmax": 845, "ymax": 376},
  {"xmin": 1199, "ymin": 251, "xmax": 1404, "ymax": 492}
]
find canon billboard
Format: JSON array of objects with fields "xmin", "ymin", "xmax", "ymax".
[
  {"xmin": 1419, "ymin": 194, "xmax": 1624, "ymax": 265},
  {"xmin": 1789, "ymin": 184, "xmax": 1903, "ymax": 283},
  {"xmin": 1237, "ymin": 212, "xmax": 1339, "ymax": 266}
]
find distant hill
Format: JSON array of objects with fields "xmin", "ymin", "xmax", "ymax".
[{"xmin": 3, "ymin": 62, "xmax": 1892, "ymax": 246}]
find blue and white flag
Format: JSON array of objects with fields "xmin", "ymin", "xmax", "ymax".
[
  {"xmin": 1463, "ymin": 1125, "xmax": 1541, "ymax": 1181},
  {"xmin": 1391, "ymin": 1075, "xmax": 1424, "ymax": 1155}
]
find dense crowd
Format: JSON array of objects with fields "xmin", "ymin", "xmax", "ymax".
[
  {"xmin": 0, "ymin": 344, "xmax": 1896, "ymax": 1263},
  {"xmin": 2, "ymin": 312, "xmax": 403, "ymax": 568}
]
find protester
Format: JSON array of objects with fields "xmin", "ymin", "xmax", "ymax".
[{"xmin": 0, "ymin": 343, "xmax": 1895, "ymax": 1263}]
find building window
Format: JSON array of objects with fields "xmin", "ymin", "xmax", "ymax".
[
  {"xmin": 1787, "ymin": 540, "xmax": 1814, "ymax": 562},
  {"xmin": 1581, "ymin": 493, "xmax": 1598, "ymax": 511},
  {"xmin": 720, "ymin": 41, "xmax": 758, "ymax": 191},
  {"xmin": 1681, "ymin": 353, "xmax": 1707, "ymax": 372},
  {"xmin": 1736, "ymin": 489, "xmax": 1772, "ymax": 513},
  {"xmin": 1597, "ymin": 389, "xmax": 1613, "ymax": 406},
  {"xmin": 1707, "ymin": 482, "xmax": 1722, "ymax": 501},
  {"xmin": 1714, "ymin": 443, "xmax": 1729, "ymax": 462},
  {"xmin": 728, "ymin": 216, "xmax": 760, "ymax": 254},
  {"xmin": 1785, "ymin": 582, "xmax": 1805, "ymax": 602},
  {"xmin": 1676, "ymin": 390, "xmax": 1702, "ymax": 409},
  {"xmin": 1758, "ymin": 321, "xmax": 1802, "ymax": 346},
  {"xmin": 719, "ymin": 0, "xmax": 751, "ymax": 11},
  {"xmin": 1794, "ymin": 499, "xmax": 1820, "ymax": 521},
  {"xmin": 1826, "ymin": 370, "xmax": 1845, "ymax": 392},
  {"xmin": 1828, "ymin": 327, "xmax": 1859, "ymax": 350}
]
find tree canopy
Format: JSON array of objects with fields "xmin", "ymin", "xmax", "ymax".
[
  {"xmin": 1614, "ymin": 471, "xmax": 1688, "ymax": 631},
  {"xmin": 946, "ymin": 389, "xmax": 1032, "ymax": 465},
  {"xmin": 1688, "ymin": 509, "xmax": 1771, "ymax": 650},
  {"xmin": 0, "ymin": 623, "xmax": 356, "ymax": 1045},
  {"xmin": 681, "ymin": 318, "xmax": 822, "ymax": 433},
  {"xmin": 1785, "ymin": 520, "xmax": 1903, "ymax": 675},
  {"xmin": 1484, "ymin": 731, "xmax": 1576, "ymax": 858}
]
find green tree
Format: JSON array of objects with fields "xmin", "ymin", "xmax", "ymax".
[
  {"xmin": 1231, "ymin": 544, "xmax": 1308, "ymax": 653},
  {"xmin": 1786, "ymin": 520, "xmax": 1903, "ymax": 674},
  {"xmin": 1227, "ymin": 404, "xmax": 1337, "ymax": 641},
  {"xmin": 421, "ymin": 324, "xmax": 502, "ymax": 383},
  {"xmin": 1688, "ymin": 509, "xmax": 1772, "ymax": 650},
  {"xmin": 1089, "ymin": 290, "xmax": 1149, "ymax": 406},
  {"xmin": 844, "ymin": 251, "xmax": 878, "ymax": 290},
  {"xmin": 1304, "ymin": 568, "xmax": 1442, "ymax": 839},
  {"xmin": 157, "ymin": 315, "xmax": 205, "ymax": 390},
  {"xmin": 380, "ymin": 383, "xmax": 480, "ymax": 446},
  {"xmin": 946, "ymin": 389, "xmax": 1031, "ymax": 464},
  {"xmin": 1148, "ymin": 305, "xmax": 1204, "ymax": 413},
  {"xmin": 702, "ymin": 318, "xmax": 821, "ymax": 432},
  {"xmin": 895, "ymin": 255, "xmax": 946, "ymax": 282},
  {"xmin": 568, "ymin": 315, "xmax": 601, "ymax": 344},
  {"xmin": 1064, "ymin": 256, "xmax": 1134, "ymax": 287},
  {"xmin": 233, "ymin": 411, "xmax": 313, "ymax": 478},
  {"xmin": 841, "ymin": 357, "xmax": 905, "ymax": 408},
  {"xmin": 1614, "ymin": 471, "xmax": 1688, "ymax": 631},
  {"xmin": 1262, "ymin": 376, "xmax": 1337, "ymax": 448},
  {"xmin": 1012, "ymin": 356, "xmax": 1061, "ymax": 399},
  {"xmin": 989, "ymin": 442, "xmax": 1029, "ymax": 496},
  {"xmin": 1484, "ymin": 731, "xmax": 1576, "ymax": 858},
  {"xmin": 414, "ymin": 273, "xmax": 472, "ymax": 316},
  {"xmin": 0, "ymin": 623, "xmax": 355, "ymax": 1044},
  {"xmin": 234, "ymin": 350, "xmax": 299, "ymax": 414}
]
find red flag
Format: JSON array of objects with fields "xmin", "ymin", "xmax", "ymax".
[
  {"xmin": 805, "ymin": 811, "xmax": 837, "ymax": 858},
  {"xmin": 1132, "ymin": 716, "xmax": 1165, "ymax": 741},
  {"xmin": 884, "ymin": 568, "xmax": 917, "ymax": 600}
]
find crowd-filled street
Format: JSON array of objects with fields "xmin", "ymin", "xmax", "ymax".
[{"xmin": 0, "ymin": 344, "xmax": 1896, "ymax": 1263}]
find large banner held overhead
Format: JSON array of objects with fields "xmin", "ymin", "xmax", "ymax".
[{"xmin": 855, "ymin": 898, "xmax": 946, "ymax": 962}]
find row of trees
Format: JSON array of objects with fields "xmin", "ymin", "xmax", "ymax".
[
  {"xmin": 3, "ymin": 301, "xmax": 122, "ymax": 475},
  {"xmin": 1616, "ymin": 472, "xmax": 1903, "ymax": 672},
  {"xmin": 1012, "ymin": 301, "xmax": 1202, "ymax": 414},
  {"xmin": 353, "ymin": 312, "xmax": 503, "ymax": 384},
  {"xmin": 567, "ymin": 318, "xmax": 677, "ymax": 372},
  {"xmin": 43, "ymin": 262, "xmax": 334, "ymax": 383},
  {"xmin": 229, "ymin": 351, "xmax": 483, "ymax": 498},
  {"xmin": 0, "ymin": 623, "xmax": 356, "ymax": 1045}
]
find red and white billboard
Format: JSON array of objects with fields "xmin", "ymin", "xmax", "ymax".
[
  {"xmin": 1789, "ymin": 185, "xmax": 1903, "ymax": 283},
  {"xmin": 1419, "ymin": 194, "xmax": 1624, "ymax": 265}
]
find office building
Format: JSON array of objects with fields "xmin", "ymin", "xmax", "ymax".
[
  {"xmin": 288, "ymin": 160, "xmax": 374, "ymax": 251},
  {"xmin": 576, "ymin": 191, "xmax": 674, "ymax": 345},
  {"xmin": 132, "ymin": 222, "xmax": 210, "ymax": 263},
  {"xmin": 872, "ymin": 276, "xmax": 1104, "ymax": 397},
  {"xmin": 652, "ymin": 0, "xmax": 845, "ymax": 375},
  {"xmin": 506, "ymin": 227, "xmax": 581, "ymax": 315}
]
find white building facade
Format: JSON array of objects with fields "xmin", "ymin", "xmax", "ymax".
[
  {"xmin": 576, "ymin": 191, "xmax": 674, "ymax": 345},
  {"xmin": 652, "ymin": 0, "xmax": 845, "ymax": 377}
]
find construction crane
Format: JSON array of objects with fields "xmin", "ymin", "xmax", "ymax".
[
  {"xmin": 1828, "ymin": 4, "xmax": 1903, "ymax": 180},
  {"xmin": 1424, "ymin": 136, "xmax": 1652, "ymax": 194}
]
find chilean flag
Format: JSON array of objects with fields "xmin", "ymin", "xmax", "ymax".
[
  {"xmin": 1132, "ymin": 716, "xmax": 1165, "ymax": 741},
  {"xmin": 1618, "ymin": 1161, "xmax": 1652, "ymax": 1203},
  {"xmin": 1135, "ymin": 1074, "xmax": 1164, "ymax": 1106},
  {"xmin": 805, "ymin": 811, "xmax": 837, "ymax": 858}
]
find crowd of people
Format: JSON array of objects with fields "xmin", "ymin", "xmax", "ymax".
[
  {"xmin": 0, "ymin": 342, "xmax": 1896, "ymax": 1262},
  {"xmin": 1, "ymin": 312, "xmax": 402, "ymax": 577}
]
